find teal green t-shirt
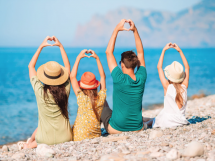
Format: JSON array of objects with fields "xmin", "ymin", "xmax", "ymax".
[{"xmin": 109, "ymin": 66, "xmax": 147, "ymax": 131}]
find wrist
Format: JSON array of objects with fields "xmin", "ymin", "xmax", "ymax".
[
  {"xmin": 177, "ymin": 49, "xmax": 182, "ymax": 53},
  {"xmin": 133, "ymin": 27, "xmax": 138, "ymax": 33},
  {"xmin": 39, "ymin": 45, "xmax": 44, "ymax": 50},
  {"xmin": 77, "ymin": 56, "xmax": 82, "ymax": 60},
  {"xmin": 114, "ymin": 28, "xmax": 119, "ymax": 33},
  {"xmin": 59, "ymin": 44, "xmax": 63, "ymax": 48}
]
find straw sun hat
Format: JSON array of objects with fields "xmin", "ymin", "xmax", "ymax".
[
  {"xmin": 37, "ymin": 61, "xmax": 68, "ymax": 85},
  {"xmin": 78, "ymin": 72, "xmax": 100, "ymax": 90},
  {"xmin": 164, "ymin": 61, "xmax": 185, "ymax": 83}
]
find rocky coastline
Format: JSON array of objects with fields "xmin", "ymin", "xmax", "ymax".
[{"xmin": 0, "ymin": 95, "xmax": 215, "ymax": 161}]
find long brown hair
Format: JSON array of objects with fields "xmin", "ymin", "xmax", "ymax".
[
  {"xmin": 81, "ymin": 88, "xmax": 100, "ymax": 122},
  {"xmin": 169, "ymin": 80, "xmax": 185, "ymax": 109},
  {"xmin": 44, "ymin": 84, "xmax": 69, "ymax": 119}
]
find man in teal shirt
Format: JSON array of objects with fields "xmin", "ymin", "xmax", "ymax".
[{"xmin": 101, "ymin": 19, "xmax": 147, "ymax": 134}]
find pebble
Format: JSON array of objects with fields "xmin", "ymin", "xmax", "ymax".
[
  {"xmin": 166, "ymin": 149, "xmax": 178, "ymax": 160},
  {"xmin": 2, "ymin": 145, "xmax": 9, "ymax": 152},
  {"xmin": 36, "ymin": 144, "xmax": 55, "ymax": 158},
  {"xmin": 150, "ymin": 152, "xmax": 164, "ymax": 158},
  {"xmin": 149, "ymin": 130, "xmax": 163, "ymax": 139},
  {"xmin": 11, "ymin": 153, "xmax": 25, "ymax": 159},
  {"xmin": 182, "ymin": 141, "xmax": 204, "ymax": 157}
]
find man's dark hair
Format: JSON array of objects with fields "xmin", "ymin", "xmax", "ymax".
[{"xmin": 121, "ymin": 50, "xmax": 140, "ymax": 69}]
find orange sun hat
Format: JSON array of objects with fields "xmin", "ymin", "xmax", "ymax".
[{"xmin": 78, "ymin": 72, "xmax": 100, "ymax": 90}]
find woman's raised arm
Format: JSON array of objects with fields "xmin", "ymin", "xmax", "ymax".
[
  {"xmin": 28, "ymin": 36, "xmax": 52, "ymax": 79},
  {"xmin": 157, "ymin": 43, "xmax": 173, "ymax": 92},
  {"xmin": 88, "ymin": 50, "xmax": 106, "ymax": 90},
  {"xmin": 70, "ymin": 49, "xmax": 88, "ymax": 95},
  {"xmin": 52, "ymin": 36, "xmax": 70, "ymax": 75},
  {"xmin": 173, "ymin": 43, "xmax": 190, "ymax": 88}
]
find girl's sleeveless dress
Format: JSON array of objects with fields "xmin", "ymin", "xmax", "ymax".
[{"xmin": 153, "ymin": 84, "xmax": 190, "ymax": 128}]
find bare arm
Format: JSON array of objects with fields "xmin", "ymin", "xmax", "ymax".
[
  {"xmin": 52, "ymin": 36, "xmax": 70, "ymax": 75},
  {"xmin": 127, "ymin": 19, "xmax": 145, "ymax": 67},
  {"xmin": 157, "ymin": 43, "xmax": 173, "ymax": 93},
  {"xmin": 106, "ymin": 19, "xmax": 128, "ymax": 73},
  {"xmin": 88, "ymin": 50, "xmax": 106, "ymax": 90},
  {"xmin": 173, "ymin": 43, "xmax": 190, "ymax": 88},
  {"xmin": 28, "ymin": 36, "xmax": 52, "ymax": 79},
  {"xmin": 70, "ymin": 49, "xmax": 88, "ymax": 96}
]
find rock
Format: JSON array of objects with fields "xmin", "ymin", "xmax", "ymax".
[
  {"xmin": 149, "ymin": 147, "xmax": 160, "ymax": 153},
  {"xmin": 102, "ymin": 136, "xmax": 129, "ymax": 142},
  {"xmin": 68, "ymin": 156, "xmax": 77, "ymax": 161},
  {"xmin": 169, "ymin": 144, "xmax": 173, "ymax": 148},
  {"xmin": 212, "ymin": 129, "xmax": 215, "ymax": 135},
  {"xmin": 150, "ymin": 152, "xmax": 164, "ymax": 158},
  {"xmin": 9, "ymin": 144, "xmax": 19, "ymax": 152},
  {"xmin": 91, "ymin": 139, "xmax": 100, "ymax": 144},
  {"xmin": 100, "ymin": 153, "xmax": 123, "ymax": 161},
  {"xmin": 199, "ymin": 132, "xmax": 207, "ymax": 139},
  {"xmin": 166, "ymin": 149, "xmax": 179, "ymax": 160},
  {"xmin": 36, "ymin": 144, "xmax": 55, "ymax": 158},
  {"xmin": 11, "ymin": 153, "xmax": 25, "ymax": 159},
  {"xmin": 161, "ymin": 142, "xmax": 169, "ymax": 146},
  {"xmin": 136, "ymin": 150, "xmax": 150, "ymax": 156},
  {"xmin": 2, "ymin": 145, "xmax": 9, "ymax": 152},
  {"xmin": 149, "ymin": 130, "xmax": 163, "ymax": 139},
  {"xmin": 181, "ymin": 141, "xmax": 204, "ymax": 157}
]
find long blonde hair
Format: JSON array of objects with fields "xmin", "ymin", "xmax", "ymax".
[
  {"xmin": 168, "ymin": 80, "xmax": 185, "ymax": 108},
  {"xmin": 81, "ymin": 88, "xmax": 100, "ymax": 121}
]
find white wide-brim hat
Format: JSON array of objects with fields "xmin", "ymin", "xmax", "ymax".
[
  {"xmin": 37, "ymin": 61, "xmax": 69, "ymax": 85},
  {"xmin": 164, "ymin": 61, "xmax": 185, "ymax": 83}
]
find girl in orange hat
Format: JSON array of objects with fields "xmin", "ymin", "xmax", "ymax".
[{"xmin": 70, "ymin": 49, "xmax": 106, "ymax": 141}]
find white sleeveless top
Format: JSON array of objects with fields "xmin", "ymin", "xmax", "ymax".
[{"xmin": 152, "ymin": 84, "xmax": 189, "ymax": 128}]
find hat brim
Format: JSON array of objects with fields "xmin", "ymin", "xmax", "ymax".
[
  {"xmin": 164, "ymin": 65, "xmax": 185, "ymax": 83},
  {"xmin": 37, "ymin": 64, "xmax": 69, "ymax": 85},
  {"xmin": 78, "ymin": 80, "xmax": 100, "ymax": 90}
]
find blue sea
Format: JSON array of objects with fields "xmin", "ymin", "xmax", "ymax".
[{"xmin": 0, "ymin": 47, "xmax": 215, "ymax": 145}]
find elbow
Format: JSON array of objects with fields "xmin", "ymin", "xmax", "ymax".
[
  {"xmin": 28, "ymin": 64, "xmax": 33, "ymax": 69},
  {"xmin": 101, "ymin": 75, "xmax": 106, "ymax": 79},
  {"xmin": 105, "ymin": 50, "xmax": 111, "ymax": 55},
  {"xmin": 157, "ymin": 66, "xmax": 162, "ymax": 69},
  {"xmin": 186, "ymin": 66, "xmax": 190, "ymax": 71},
  {"xmin": 70, "ymin": 75, "xmax": 76, "ymax": 80}
]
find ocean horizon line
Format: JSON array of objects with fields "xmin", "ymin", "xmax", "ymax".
[{"xmin": 1, "ymin": 46, "xmax": 215, "ymax": 49}]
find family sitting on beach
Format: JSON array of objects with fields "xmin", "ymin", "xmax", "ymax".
[{"xmin": 19, "ymin": 19, "xmax": 190, "ymax": 149}]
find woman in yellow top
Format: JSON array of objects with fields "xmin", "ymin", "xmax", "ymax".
[
  {"xmin": 70, "ymin": 49, "xmax": 106, "ymax": 141},
  {"xmin": 21, "ymin": 36, "xmax": 72, "ymax": 149}
]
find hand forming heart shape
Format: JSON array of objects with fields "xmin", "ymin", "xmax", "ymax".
[
  {"xmin": 117, "ymin": 19, "xmax": 136, "ymax": 32},
  {"xmin": 41, "ymin": 36, "xmax": 62, "ymax": 48}
]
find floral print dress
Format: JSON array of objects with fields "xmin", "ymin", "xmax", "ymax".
[{"xmin": 73, "ymin": 89, "xmax": 106, "ymax": 141}]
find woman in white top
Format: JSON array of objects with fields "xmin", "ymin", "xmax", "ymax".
[{"xmin": 145, "ymin": 43, "xmax": 190, "ymax": 128}]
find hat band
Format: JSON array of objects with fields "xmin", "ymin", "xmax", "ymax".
[
  {"xmin": 80, "ymin": 82, "xmax": 96, "ymax": 88},
  {"xmin": 44, "ymin": 72, "xmax": 61, "ymax": 79}
]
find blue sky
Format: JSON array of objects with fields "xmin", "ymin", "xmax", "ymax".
[{"xmin": 0, "ymin": 0, "xmax": 201, "ymax": 47}]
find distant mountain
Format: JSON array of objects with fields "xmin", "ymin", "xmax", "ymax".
[{"xmin": 72, "ymin": 0, "xmax": 215, "ymax": 48}]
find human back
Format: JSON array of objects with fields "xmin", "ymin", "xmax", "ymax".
[
  {"xmin": 31, "ymin": 74, "xmax": 72, "ymax": 145},
  {"xmin": 148, "ymin": 42, "xmax": 190, "ymax": 128},
  {"xmin": 109, "ymin": 57, "xmax": 147, "ymax": 131},
  {"xmin": 101, "ymin": 19, "xmax": 147, "ymax": 134},
  {"xmin": 24, "ymin": 36, "xmax": 72, "ymax": 149},
  {"xmin": 70, "ymin": 49, "xmax": 106, "ymax": 141}
]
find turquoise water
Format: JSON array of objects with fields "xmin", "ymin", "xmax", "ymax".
[{"xmin": 0, "ymin": 47, "xmax": 215, "ymax": 145}]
